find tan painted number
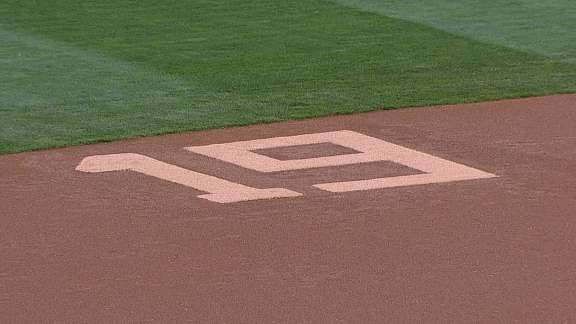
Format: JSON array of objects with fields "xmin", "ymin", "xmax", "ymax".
[
  {"xmin": 77, "ymin": 131, "xmax": 497, "ymax": 203},
  {"xmin": 76, "ymin": 153, "xmax": 301, "ymax": 203}
]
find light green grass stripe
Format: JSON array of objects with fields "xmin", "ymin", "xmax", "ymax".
[
  {"xmin": 329, "ymin": 0, "xmax": 576, "ymax": 62},
  {"xmin": 0, "ymin": 27, "xmax": 236, "ymax": 153}
]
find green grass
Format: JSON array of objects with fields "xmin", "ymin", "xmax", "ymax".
[
  {"xmin": 1, "ymin": 0, "xmax": 575, "ymax": 154},
  {"xmin": 331, "ymin": 0, "xmax": 576, "ymax": 61}
]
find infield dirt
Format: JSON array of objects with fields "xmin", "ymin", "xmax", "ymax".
[{"xmin": 1, "ymin": 95, "xmax": 575, "ymax": 323}]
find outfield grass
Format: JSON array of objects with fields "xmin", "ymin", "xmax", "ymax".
[
  {"xmin": 333, "ymin": 0, "xmax": 576, "ymax": 62},
  {"xmin": 1, "ymin": 0, "xmax": 575, "ymax": 154}
]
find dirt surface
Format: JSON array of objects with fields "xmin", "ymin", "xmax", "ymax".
[{"xmin": 1, "ymin": 94, "xmax": 575, "ymax": 323}]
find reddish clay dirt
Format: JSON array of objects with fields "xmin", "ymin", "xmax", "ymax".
[{"xmin": 1, "ymin": 94, "xmax": 575, "ymax": 323}]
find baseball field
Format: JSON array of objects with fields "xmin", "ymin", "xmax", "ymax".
[
  {"xmin": 1, "ymin": 0, "xmax": 576, "ymax": 154},
  {"xmin": 1, "ymin": 1, "xmax": 576, "ymax": 323}
]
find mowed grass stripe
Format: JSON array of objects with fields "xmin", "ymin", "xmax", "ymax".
[
  {"xmin": 1, "ymin": 0, "xmax": 576, "ymax": 154},
  {"xmin": 330, "ymin": 0, "xmax": 576, "ymax": 62},
  {"xmin": 0, "ymin": 27, "xmax": 228, "ymax": 154}
]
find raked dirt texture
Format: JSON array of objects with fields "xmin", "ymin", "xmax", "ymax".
[{"xmin": 1, "ymin": 95, "xmax": 575, "ymax": 322}]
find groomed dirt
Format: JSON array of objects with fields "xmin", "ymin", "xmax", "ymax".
[{"xmin": 1, "ymin": 94, "xmax": 575, "ymax": 323}]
